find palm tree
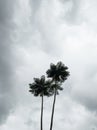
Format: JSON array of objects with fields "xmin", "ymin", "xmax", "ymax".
[
  {"xmin": 29, "ymin": 75, "xmax": 52, "ymax": 130},
  {"xmin": 46, "ymin": 61, "xmax": 70, "ymax": 130}
]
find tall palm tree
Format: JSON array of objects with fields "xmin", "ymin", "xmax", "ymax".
[
  {"xmin": 46, "ymin": 61, "xmax": 70, "ymax": 130},
  {"xmin": 29, "ymin": 75, "xmax": 52, "ymax": 130}
]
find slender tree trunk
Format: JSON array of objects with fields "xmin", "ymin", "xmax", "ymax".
[
  {"xmin": 50, "ymin": 88, "xmax": 57, "ymax": 130},
  {"xmin": 41, "ymin": 95, "xmax": 43, "ymax": 130}
]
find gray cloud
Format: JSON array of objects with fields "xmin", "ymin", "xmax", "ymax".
[
  {"xmin": 28, "ymin": 0, "xmax": 97, "ymax": 113},
  {"xmin": 0, "ymin": 0, "xmax": 97, "ymax": 129},
  {"xmin": 0, "ymin": 0, "xmax": 17, "ymax": 124},
  {"xmin": 29, "ymin": 0, "xmax": 41, "ymax": 14},
  {"xmin": 71, "ymin": 64, "xmax": 97, "ymax": 111},
  {"xmin": 0, "ymin": 0, "xmax": 17, "ymax": 26},
  {"xmin": 60, "ymin": 0, "xmax": 81, "ymax": 23},
  {"xmin": 29, "ymin": 0, "xmax": 65, "ymax": 55}
]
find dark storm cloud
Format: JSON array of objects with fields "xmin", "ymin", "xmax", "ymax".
[{"xmin": 0, "ymin": 0, "xmax": 17, "ymax": 124}]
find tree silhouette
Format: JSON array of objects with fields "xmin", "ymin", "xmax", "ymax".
[
  {"xmin": 28, "ymin": 61, "xmax": 70, "ymax": 130},
  {"xmin": 46, "ymin": 61, "xmax": 70, "ymax": 130},
  {"xmin": 29, "ymin": 75, "xmax": 52, "ymax": 130}
]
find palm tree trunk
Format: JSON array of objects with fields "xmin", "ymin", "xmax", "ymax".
[
  {"xmin": 41, "ymin": 95, "xmax": 43, "ymax": 130},
  {"xmin": 50, "ymin": 88, "xmax": 57, "ymax": 130}
]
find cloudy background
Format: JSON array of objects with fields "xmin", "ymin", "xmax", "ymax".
[{"xmin": 0, "ymin": 0, "xmax": 97, "ymax": 130}]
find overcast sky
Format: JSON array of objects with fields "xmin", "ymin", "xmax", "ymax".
[{"xmin": 0, "ymin": 0, "xmax": 97, "ymax": 130}]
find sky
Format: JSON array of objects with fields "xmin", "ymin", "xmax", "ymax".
[{"xmin": 0, "ymin": 0, "xmax": 97, "ymax": 130}]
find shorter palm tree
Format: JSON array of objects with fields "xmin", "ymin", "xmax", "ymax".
[
  {"xmin": 46, "ymin": 61, "xmax": 70, "ymax": 130},
  {"xmin": 29, "ymin": 75, "xmax": 52, "ymax": 130}
]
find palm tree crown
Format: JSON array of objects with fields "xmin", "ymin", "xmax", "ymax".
[
  {"xmin": 46, "ymin": 61, "xmax": 70, "ymax": 83},
  {"xmin": 29, "ymin": 75, "xmax": 52, "ymax": 97}
]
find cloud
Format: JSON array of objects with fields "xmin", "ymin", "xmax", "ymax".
[
  {"xmin": 28, "ymin": 0, "xmax": 97, "ymax": 128},
  {"xmin": 19, "ymin": 0, "xmax": 97, "ymax": 113},
  {"xmin": 59, "ymin": 0, "xmax": 81, "ymax": 23},
  {"xmin": 0, "ymin": 0, "xmax": 97, "ymax": 129},
  {"xmin": 0, "ymin": 0, "xmax": 18, "ymax": 124},
  {"xmin": 29, "ymin": 0, "xmax": 41, "ymax": 14}
]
